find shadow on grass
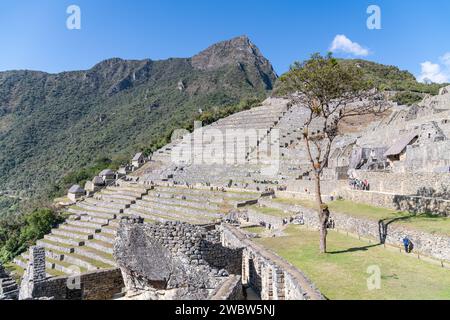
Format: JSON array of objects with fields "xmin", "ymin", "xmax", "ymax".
[
  {"xmin": 378, "ymin": 212, "xmax": 445, "ymax": 243},
  {"xmin": 378, "ymin": 215, "xmax": 415, "ymax": 244},
  {"xmin": 328, "ymin": 243, "xmax": 381, "ymax": 255}
]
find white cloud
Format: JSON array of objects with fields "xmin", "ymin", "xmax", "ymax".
[
  {"xmin": 329, "ymin": 35, "xmax": 370, "ymax": 57},
  {"xmin": 440, "ymin": 52, "xmax": 450, "ymax": 68},
  {"xmin": 418, "ymin": 60, "xmax": 449, "ymax": 84}
]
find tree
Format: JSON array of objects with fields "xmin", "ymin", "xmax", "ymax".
[{"xmin": 278, "ymin": 53, "xmax": 389, "ymax": 253}]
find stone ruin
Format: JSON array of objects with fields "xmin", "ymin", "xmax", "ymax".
[
  {"xmin": 19, "ymin": 246, "xmax": 47, "ymax": 300},
  {"xmin": 0, "ymin": 264, "xmax": 18, "ymax": 300},
  {"xmin": 113, "ymin": 218, "xmax": 243, "ymax": 300}
]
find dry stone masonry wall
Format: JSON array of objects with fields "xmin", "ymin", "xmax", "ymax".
[
  {"xmin": 114, "ymin": 219, "xmax": 243, "ymax": 300},
  {"xmin": 221, "ymin": 225, "xmax": 324, "ymax": 300},
  {"xmin": 260, "ymin": 198, "xmax": 450, "ymax": 262}
]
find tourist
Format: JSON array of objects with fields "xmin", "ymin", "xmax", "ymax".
[{"xmin": 402, "ymin": 237, "xmax": 411, "ymax": 253}]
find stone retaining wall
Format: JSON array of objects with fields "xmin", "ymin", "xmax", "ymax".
[
  {"xmin": 221, "ymin": 225, "xmax": 324, "ymax": 300},
  {"xmin": 28, "ymin": 268, "xmax": 123, "ymax": 300},
  {"xmin": 19, "ymin": 246, "xmax": 123, "ymax": 300},
  {"xmin": 352, "ymin": 171, "xmax": 450, "ymax": 195},
  {"xmin": 259, "ymin": 198, "xmax": 450, "ymax": 262},
  {"xmin": 338, "ymin": 189, "xmax": 450, "ymax": 216},
  {"xmin": 210, "ymin": 275, "xmax": 244, "ymax": 300}
]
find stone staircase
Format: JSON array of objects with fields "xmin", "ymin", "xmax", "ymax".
[
  {"xmin": 10, "ymin": 182, "xmax": 150, "ymax": 279},
  {"xmin": 8, "ymin": 182, "xmax": 261, "ymax": 280},
  {"xmin": 123, "ymin": 185, "xmax": 261, "ymax": 225}
]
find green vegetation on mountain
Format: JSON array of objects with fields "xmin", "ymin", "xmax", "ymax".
[
  {"xmin": 339, "ymin": 59, "xmax": 446, "ymax": 105},
  {"xmin": 0, "ymin": 36, "xmax": 276, "ymax": 207},
  {"xmin": 275, "ymin": 57, "xmax": 445, "ymax": 105},
  {"xmin": 0, "ymin": 208, "xmax": 64, "ymax": 263}
]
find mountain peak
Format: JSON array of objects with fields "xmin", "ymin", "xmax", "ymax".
[{"xmin": 191, "ymin": 36, "xmax": 275, "ymax": 73}]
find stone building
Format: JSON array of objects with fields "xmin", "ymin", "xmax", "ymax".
[
  {"xmin": 384, "ymin": 132, "xmax": 418, "ymax": 172},
  {"xmin": 99, "ymin": 169, "xmax": 116, "ymax": 184},
  {"xmin": 132, "ymin": 153, "xmax": 145, "ymax": 168},
  {"xmin": 68, "ymin": 185, "xmax": 85, "ymax": 202},
  {"xmin": 349, "ymin": 147, "xmax": 388, "ymax": 170},
  {"xmin": 84, "ymin": 176, "xmax": 105, "ymax": 194}
]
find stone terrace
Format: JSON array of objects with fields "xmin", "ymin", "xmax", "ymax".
[
  {"xmin": 124, "ymin": 185, "xmax": 261, "ymax": 225},
  {"xmin": 11, "ymin": 183, "xmax": 150, "ymax": 278},
  {"xmin": 9, "ymin": 182, "xmax": 261, "ymax": 280}
]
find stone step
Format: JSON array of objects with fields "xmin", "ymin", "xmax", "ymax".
[
  {"xmin": 124, "ymin": 208, "xmax": 210, "ymax": 225},
  {"xmin": 37, "ymin": 239, "xmax": 75, "ymax": 254},
  {"xmin": 13, "ymin": 257, "xmax": 28, "ymax": 269},
  {"xmin": 66, "ymin": 219, "xmax": 104, "ymax": 230},
  {"xmin": 44, "ymin": 234, "xmax": 85, "ymax": 247},
  {"xmin": 105, "ymin": 186, "xmax": 147, "ymax": 197},
  {"xmin": 154, "ymin": 186, "xmax": 259, "ymax": 200},
  {"xmin": 116, "ymin": 185, "xmax": 149, "ymax": 194},
  {"xmin": 100, "ymin": 226, "xmax": 118, "ymax": 235},
  {"xmin": 65, "ymin": 253, "xmax": 112, "ymax": 270},
  {"xmin": 94, "ymin": 233, "xmax": 115, "ymax": 244},
  {"xmin": 79, "ymin": 215, "xmax": 110, "ymax": 225},
  {"xmin": 40, "ymin": 248, "xmax": 108, "ymax": 271},
  {"xmin": 84, "ymin": 198, "xmax": 127, "ymax": 209},
  {"xmin": 100, "ymin": 194, "xmax": 136, "ymax": 204},
  {"xmin": 77, "ymin": 202, "xmax": 123, "ymax": 214},
  {"xmin": 85, "ymin": 240, "xmax": 114, "ymax": 255},
  {"xmin": 74, "ymin": 247, "xmax": 116, "ymax": 267},
  {"xmin": 135, "ymin": 199, "xmax": 221, "ymax": 218},
  {"xmin": 67, "ymin": 207, "xmax": 116, "ymax": 220},
  {"xmin": 51, "ymin": 229, "xmax": 94, "ymax": 240},
  {"xmin": 46, "ymin": 258, "xmax": 88, "ymax": 275},
  {"xmin": 59, "ymin": 223, "xmax": 101, "ymax": 235},
  {"xmin": 149, "ymin": 190, "xmax": 229, "ymax": 205},
  {"xmin": 100, "ymin": 190, "xmax": 140, "ymax": 199},
  {"xmin": 143, "ymin": 195, "xmax": 220, "ymax": 211}
]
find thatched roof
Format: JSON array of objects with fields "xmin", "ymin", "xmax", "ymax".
[{"xmin": 384, "ymin": 132, "xmax": 418, "ymax": 157}]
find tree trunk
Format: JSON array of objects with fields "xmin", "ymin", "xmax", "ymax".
[{"xmin": 315, "ymin": 173, "xmax": 329, "ymax": 253}]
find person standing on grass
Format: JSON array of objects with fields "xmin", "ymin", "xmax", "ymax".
[{"xmin": 403, "ymin": 237, "xmax": 411, "ymax": 253}]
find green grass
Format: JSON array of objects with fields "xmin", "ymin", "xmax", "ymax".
[
  {"xmin": 272, "ymin": 197, "xmax": 316, "ymax": 208},
  {"xmin": 273, "ymin": 198, "xmax": 450, "ymax": 236},
  {"xmin": 46, "ymin": 257, "xmax": 88, "ymax": 273},
  {"xmin": 4, "ymin": 262, "xmax": 24, "ymax": 282},
  {"xmin": 255, "ymin": 226, "xmax": 450, "ymax": 300},
  {"xmin": 242, "ymin": 226, "xmax": 266, "ymax": 234},
  {"xmin": 250, "ymin": 205, "xmax": 292, "ymax": 218},
  {"xmin": 328, "ymin": 200, "xmax": 450, "ymax": 236},
  {"xmin": 46, "ymin": 248, "xmax": 114, "ymax": 269}
]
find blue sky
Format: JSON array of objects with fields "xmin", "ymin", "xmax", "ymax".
[{"xmin": 0, "ymin": 0, "xmax": 449, "ymax": 82}]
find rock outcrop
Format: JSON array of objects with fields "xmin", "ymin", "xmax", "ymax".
[
  {"xmin": 114, "ymin": 218, "xmax": 243, "ymax": 300},
  {"xmin": 191, "ymin": 35, "xmax": 277, "ymax": 90}
]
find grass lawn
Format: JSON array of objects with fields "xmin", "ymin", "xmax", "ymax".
[
  {"xmin": 272, "ymin": 198, "xmax": 450, "ymax": 236},
  {"xmin": 242, "ymin": 226, "xmax": 267, "ymax": 234},
  {"xmin": 255, "ymin": 225, "xmax": 450, "ymax": 300},
  {"xmin": 250, "ymin": 205, "xmax": 292, "ymax": 218}
]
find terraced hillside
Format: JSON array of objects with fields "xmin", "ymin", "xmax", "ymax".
[{"xmin": 7, "ymin": 182, "xmax": 261, "ymax": 279}]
